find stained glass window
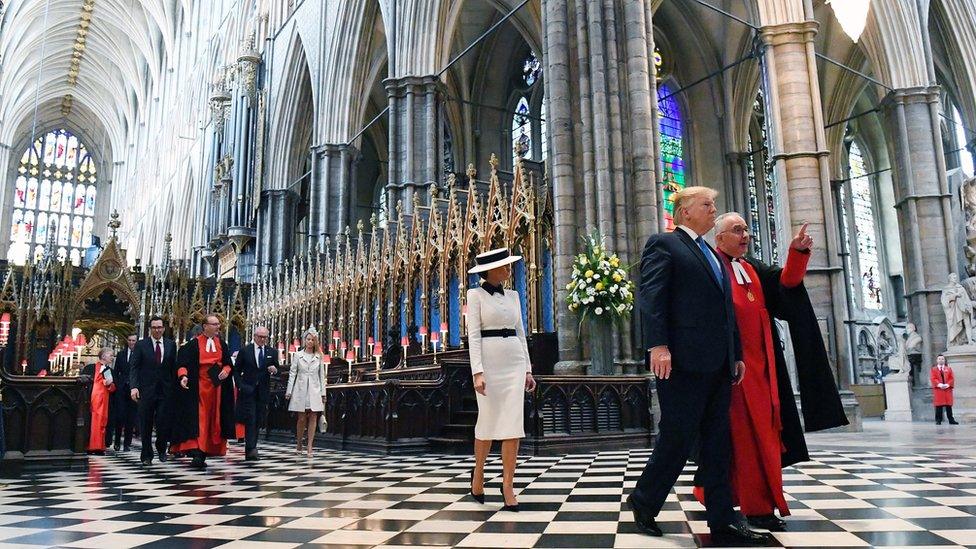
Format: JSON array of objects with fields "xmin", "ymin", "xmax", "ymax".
[
  {"xmin": 512, "ymin": 51, "xmax": 545, "ymax": 168},
  {"xmin": 512, "ymin": 96, "xmax": 532, "ymax": 167},
  {"xmin": 848, "ymin": 141, "xmax": 883, "ymax": 310},
  {"xmin": 746, "ymin": 136, "xmax": 763, "ymax": 258},
  {"xmin": 7, "ymin": 129, "xmax": 97, "ymax": 266},
  {"xmin": 951, "ymin": 105, "xmax": 974, "ymax": 178},
  {"xmin": 745, "ymin": 92, "xmax": 780, "ymax": 263},
  {"xmin": 523, "ymin": 51, "xmax": 542, "ymax": 87},
  {"xmin": 657, "ymin": 83, "xmax": 685, "ymax": 232}
]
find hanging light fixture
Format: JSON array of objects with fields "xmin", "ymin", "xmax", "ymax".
[{"xmin": 827, "ymin": 0, "xmax": 871, "ymax": 43}]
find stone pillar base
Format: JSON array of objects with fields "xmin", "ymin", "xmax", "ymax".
[
  {"xmin": 883, "ymin": 374, "xmax": 913, "ymax": 422},
  {"xmin": 938, "ymin": 346, "xmax": 976, "ymax": 423}
]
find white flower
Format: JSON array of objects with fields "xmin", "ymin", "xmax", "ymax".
[
  {"xmin": 591, "ymin": 274, "xmax": 599, "ymax": 280},
  {"xmin": 611, "ymin": 285, "xmax": 619, "ymax": 292},
  {"xmin": 587, "ymin": 287, "xmax": 596, "ymax": 296},
  {"xmin": 595, "ymin": 307, "xmax": 603, "ymax": 315},
  {"xmin": 616, "ymin": 304, "xmax": 625, "ymax": 313}
]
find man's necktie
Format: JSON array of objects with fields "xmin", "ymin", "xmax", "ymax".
[
  {"xmin": 155, "ymin": 341, "xmax": 161, "ymax": 364},
  {"xmin": 696, "ymin": 236, "xmax": 723, "ymax": 285},
  {"xmin": 258, "ymin": 346, "xmax": 264, "ymax": 369}
]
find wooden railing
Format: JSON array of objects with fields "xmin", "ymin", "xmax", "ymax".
[{"xmin": 265, "ymin": 352, "xmax": 654, "ymax": 455}]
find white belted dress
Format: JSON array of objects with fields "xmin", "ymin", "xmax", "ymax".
[{"xmin": 466, "ymin": 285, "xmax": 531, "ymax": 440}]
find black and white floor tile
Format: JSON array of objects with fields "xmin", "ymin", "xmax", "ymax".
[{"xmin": 0, "ymin": 430, "xmax": 975, "ymax": 548}]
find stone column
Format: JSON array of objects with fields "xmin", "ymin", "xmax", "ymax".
[
  {"xmin": 385, "ymin": 75, "xmax": 442, "ymax": 214},
  {"xmin": 267, "ymin": 189, "xmax": 295, "ymax": 265},
  {"xmin": 759, "ymin": 20, "xmax": 851, "ymax": 389},
  {"xmin": 544, "ymin": 0, "xmax": 657, "ymax": 368},
  {"xmin": 881, "ymin": 87, "xmax": 957, "ymax": 366},
  {"xmin": 312, "ymin": 143, "xmax": 357, "ymax": 247}
]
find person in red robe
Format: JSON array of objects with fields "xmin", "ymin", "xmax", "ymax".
[
  {"xmin": 87, "ymin": 348, "xmax": 117, "ymax": 455},
  {"xmin": 170, "ymin": 314, "xmax": 236, "ymax": 470},
  {"xmin": 693, "ymin": 213, "xmax": 848, "ymax": 531},
  {"xmin": 931, "ymin": 355, "xmax": 958, "ymax": 424}
]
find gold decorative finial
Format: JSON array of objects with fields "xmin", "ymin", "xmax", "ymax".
[
  {"xmin": 357, "ymin": 218, "xmax": 365, "ymax": 234},
  {"xmin": 466, "ymin": 163, "xmax": 477, "ymax": 181},
  {"xmin": 489, "ymin": 153, "xmax": 499, "ymax": 172},
  {"xmin": 108, "ymin": 209, "xmax": 121, "ymax": 238},
  {"xmin": 446, "ymin": 172, "xmax": 457, "ymax": 190},
  {"xmin": 370, "ymin": 213, "xmax": 378, "ymax": 228}
]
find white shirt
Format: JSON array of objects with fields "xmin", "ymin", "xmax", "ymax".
[{"xmin": 677, "ymin": 224, "xmax": 723, "ymax": 272}]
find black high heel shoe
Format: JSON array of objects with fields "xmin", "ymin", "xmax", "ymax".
[
  {"xmin": 469, "ymin": 467, "xmax": 485, "ymax": 504},
  {"xmin": 501, "ymin": 484, "xmax": 519, "ymax": 512}
]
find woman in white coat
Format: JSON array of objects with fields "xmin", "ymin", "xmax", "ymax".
[
  {"xmin": 466, "ymin": 248, "xmax": 536, "ymax": 511},
  {"xmin": 285, "ymin": 327, "xmax": 327, "ymax": 457}
]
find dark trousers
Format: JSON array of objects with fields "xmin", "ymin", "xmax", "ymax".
[
  {"xmin": 107, "ymin": 397, "xmax": 136, "ymax": 448},
  {"xmin": 138, "ymin": 394, "xmax": 169, "ymax": 461},
  {"xmin": 631, "ymin": 368, "xmax": 735, "ymax": 528},
  {"xmin": 935, "ymin": 405, "xmax": 956, "ymax": 423},
  {"xmin": 242, "ymin": 395, "xmax": 268, "ymax": 453}
]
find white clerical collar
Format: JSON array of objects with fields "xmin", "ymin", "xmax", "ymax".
[{"xmin": 728, "ymin": 257, "xmax": 752, "ymax": 285}]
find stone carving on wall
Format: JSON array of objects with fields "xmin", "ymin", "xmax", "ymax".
[
  {"xmin": 942, "ymin": 272, "xmax": 976, "ymax": 347},
  {"xmin": 961, "ymin": 177, "xmax": 976, "ymax": 276}
]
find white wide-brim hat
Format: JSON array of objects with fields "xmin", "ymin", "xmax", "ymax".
[{"xmin": 468, "ymin": 248, "xmax": 522, "ymax": 274}]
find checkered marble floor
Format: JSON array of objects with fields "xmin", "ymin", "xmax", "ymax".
[{"xmin": 0, "ymin": 439, "xmax": 975, "ymax": 548}]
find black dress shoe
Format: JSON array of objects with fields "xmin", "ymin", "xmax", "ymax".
[
  {"xmin": 500, "ymin": 504, "xmax": 520, "ymax": 512},
  {"xmin": 626, "ymin": 494, "xmax": 663, "ymax": 536},
  {"xmin": 158, "ymin": 453, "xmax": 169, "ymax": 463},
  {"xmin": 114, "ymin": 444, "xmax": 121, "ymax": 452},
  {"xmin": 747, "ymin": 514, "xmax": 787, "ymax": 531},
  {"xmin": 245, "ymin": 451, "xmax": 259, "ymax": 462},
  {"xmin": 949, "ymin": 420, "xmax": 959, "ymax": 425},
  {"xmin": 140, "ymin": 459, "xmax": 152, "ymax": 466},
  {"xmin": 190, "ymin": 456, "xmax": 207, "ymax": 470},
  {"xmin": 710, "ymin": 521, "xmax": 774, "ymax": 544}
]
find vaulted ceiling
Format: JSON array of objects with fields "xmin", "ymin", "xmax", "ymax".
[{"xmin": 0, "ymin": 0, "xmax": 192, "ymax": 160}]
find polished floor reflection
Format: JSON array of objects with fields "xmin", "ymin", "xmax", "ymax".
[{"xmin": 0, "ymin": 420, "xmax": 972, "ymax": 548}]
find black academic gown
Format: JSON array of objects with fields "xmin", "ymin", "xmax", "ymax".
[
  {"xmin": 746, "ymin": 256, "xmax": 849, "ymax": 467},
  {"xmin": 169, "ymin": 338, "xmax": 238, "ymax": 445}
]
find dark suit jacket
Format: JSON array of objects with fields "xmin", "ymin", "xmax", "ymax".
[
  {"xmin": 114, "ymin": 347, "xmax": 134, "ymax": 394},
  {"xmin": 234, "ymin": 343, "xmax": 279, "ymax": 402},
  {"xmin": 129, "ymin": 337, "xmax": 178, "ymax": 400},
  {"xmin": 638, "ymin": 228, "xmax": 741, "ymax": 373}
]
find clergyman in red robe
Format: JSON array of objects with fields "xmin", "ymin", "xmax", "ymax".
[
  {"xmin": 87, "ymin": 348, "xmax": 117, "ymax": 455},
  {"xmin": 693, "ymin": 214, "xmax": 848, "ymax": 532},
  {"xmin": 170, "ymin": 314, "xmax": 236, "ymax": 470}
]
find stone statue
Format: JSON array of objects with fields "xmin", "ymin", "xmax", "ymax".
[
  {"xmin": 903, "ymin": 322, "xmax": 923, "ymax": 385},
  {"xmin": 941, "ymin": 272, "xmax": 976, "ymax": 347}
]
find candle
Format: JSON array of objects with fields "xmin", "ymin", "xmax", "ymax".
[
  {"xmin": 345, "ymin": 350, "xmax": 355, "ymax": 362},
  {"xmin": 401, "ymin": 336, "xmax": 409, "ymax": 347},
  {"xmin": 367, "ymin": 336, "xmax": 374, "ymax": 346},
  {"xmin": 340, "ymin": 341, "xmax": 347, "ymax": 351},
  {"xmin": 431, "ymin": 331, "xmax": 440, "ymax": 353},
  {"xmin": 332, "ymin": 330, "xmax": 340, "ymax": 340},
  {"xmin": 440, "ymin": 322, "xmax": 448, "ymax": 332},
  {"xmin": 353, "ymin": 339, "xmax": 361, "ymax": 348},
  {"xmin": 373, "ymin": 342, "xmax": 383, "ymax": 356}
]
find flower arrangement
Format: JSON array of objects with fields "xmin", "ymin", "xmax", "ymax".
[{"xmin": 565, "ymin": 231, "xmax": 635, "ymax": 322}]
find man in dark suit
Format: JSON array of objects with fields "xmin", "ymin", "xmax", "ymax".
[
  {"xmin": 129, "ymin": 315, "xmax": 178, "ymax": 465},
  {"xmin": 108, "ymin": 334, "xmax": 137, "ymax": 451},
  {"xmin": 628, "ymin": 186, "xmax": 769, "ymax": 544},
  {"xmin": 233, "ymin": 326, "xmax": 279, "ymax": 461}
]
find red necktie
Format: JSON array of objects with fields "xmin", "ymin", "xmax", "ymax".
[{"xmin": 155, "ymin": 341, "xmax": 162, "ymax": 364}]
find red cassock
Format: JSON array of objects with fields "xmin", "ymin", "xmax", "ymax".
[
  {"xmin": 694, "ymin": 248, "xmax": 809, "ymax": 517},
  {"xmin": 171, "ymin": 336, "xmax": 233, "ymax": 456},
  {"xmin": 88, "ymin": 362, "xmax": 116, "ymax": 451},
  {"xmin": 931, "ymin": 366, "xmax": 955, "ymax": 406}
]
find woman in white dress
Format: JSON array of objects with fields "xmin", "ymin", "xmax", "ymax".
[
  {"xmin": 466, "ymin": 248, "xmax": 536, "ymax": 511},
  {"xmin": 285, "ymin": 327, "xmax": 327, "ymax": 457}
]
